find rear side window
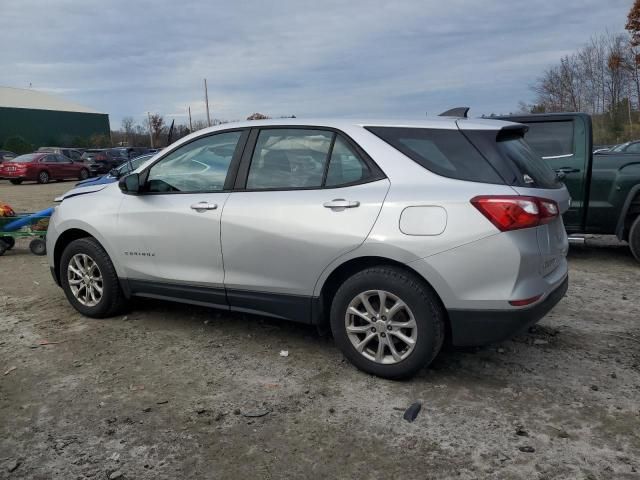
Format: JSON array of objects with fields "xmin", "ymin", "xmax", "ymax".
[
  {"xmin": 522, "ymin": 121, "xmax": 574, "ymax": 159},
  {"xmin": 325, "ymin": 136, "xmax": 371, "ymax": 187},
  {"xmin": 366, "ymin": 127, "xmax": 504, "ymax": 184}
]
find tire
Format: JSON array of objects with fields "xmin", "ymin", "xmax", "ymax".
[
  {"xmin": 0, "ymin": 240, "xmax": 7, "ymax": 256},
  {"xmin": 330, "ymin": 266, "xmax": 445, "ymax": 379},
  {"xmin": 9, "ymin": 179, "xmax": 23, "ymax": 185},
  {"xmin": 60, "ymin": 237, "xmax": 127, "ymax": 318},
  {"xmin": 37, "ymin": 170, "xmax": 50, "ymax": 184},
  {"xmin": 0, "ymin": 236, "xmax": 15, "ymax": 250},
  {"xmin": 629, "ymin": 215, "xmax": 640, "ymax": 262},
  {"xmin": 79, "ymin": 168, "xmax": 89, "ymax": 180},
  {"xmin": 29, "ymin": 238, "xmax": 46, "ymax": 256}
]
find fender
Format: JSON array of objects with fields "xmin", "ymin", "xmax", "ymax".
[
  {"xmin": 53, "ymin": 218, "xmax": 125, "ymax": 279},
  {"xmin": 614, "ymin": 183, "xmax": 640, "ymax": 240}
]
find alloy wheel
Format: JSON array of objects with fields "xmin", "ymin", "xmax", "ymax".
[
  {"xmin": 67, "ymin": 253, "xmax": 103, "ymax": 307},
  {"xmin": 344, "ymin": 290, "xmax": 418, "ymax": 364}
]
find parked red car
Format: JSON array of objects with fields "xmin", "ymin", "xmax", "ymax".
[{"xmin": 0, "ymin": 153, "xmax": 90, "ymax": 185}]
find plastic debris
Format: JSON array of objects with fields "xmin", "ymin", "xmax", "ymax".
[
  {"xmin": 279, "ymin": 350, "xmax": 289, "ymax": 357},
  {"xmin": 403, "ymin": 401, "xmax": 422, "ymax": 422}
]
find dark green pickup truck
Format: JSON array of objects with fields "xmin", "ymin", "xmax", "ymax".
[{"xmin": 500, "ymin": 113, "xmax": 640, "ymax": 262}]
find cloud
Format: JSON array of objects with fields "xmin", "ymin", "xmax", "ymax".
[{"xmin": 0, "ymin": 0, "xmax": 632, "ymax": 127}]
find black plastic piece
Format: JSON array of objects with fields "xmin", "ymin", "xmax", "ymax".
[
  {"xmin": 438, "ymin": 107, "xmax": 469, "ymax": 118},
  {"xmin": 447, "ymin": 276, "xmax": 568, "ymax": 346},
  {"xmin": 403, "ymin": 401, "xmax": 422, "ymax": 422}
]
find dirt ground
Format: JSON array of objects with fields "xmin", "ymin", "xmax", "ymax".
[{"xmin": 0, "ymin": 180, "xmax": 639, "ymax": 480}]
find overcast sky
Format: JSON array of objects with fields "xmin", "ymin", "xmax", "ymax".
[{"xmin": 0, "ymin": 0, "xmax": 633, "ymax": 127}]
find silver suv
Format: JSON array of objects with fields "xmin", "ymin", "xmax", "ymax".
[{"xmin": 47, "ymin": 116, "xmax": 569, "ymax": 379}]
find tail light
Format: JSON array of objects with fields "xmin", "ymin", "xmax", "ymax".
[{"xmin": 471, "ymin": 195, "xmax": 559, "ymax": 232}]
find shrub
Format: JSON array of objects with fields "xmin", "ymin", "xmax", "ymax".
[{"xmin": 3, "ymin": 136, "xmax": 33, "ymax": 155}]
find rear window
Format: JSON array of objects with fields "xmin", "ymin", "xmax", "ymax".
[
  {"xmin": 366, "ymin": 127, "xmax": 504, "ymax": 184},
  {"xmin": 495, "ymin": 137, "xmax": 561, "ymax": 189},
  {"xmin": 10, "ymin": 154, "xmax": 40, "ymax": 163},
  {"xmin": 522, "ymin": 121, "xmax": 574, "ymax": 158}
]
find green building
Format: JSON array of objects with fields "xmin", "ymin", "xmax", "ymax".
[{"xmin": 0, "ymin": 86, "xmax": 110, "ymax": 149}]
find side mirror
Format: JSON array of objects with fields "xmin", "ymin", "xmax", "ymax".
[{"xmin": 119, "ymin": 173, "xmax": 142, "ymax": 194}]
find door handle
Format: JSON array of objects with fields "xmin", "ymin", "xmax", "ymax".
[
  {"xmin": 190, "ymin": 202, "xmax": 218, "ymax": 212},
  {"xmin": 555, "ymin": 167, "xmax": 580, "ymax": 174},
  {"xmin": 323, "ymin": 199, "xmax": 360, "ymax": 209},
  {"xmin": 554, "ymin": 167, "xmax": 580, "ymax": 181}
]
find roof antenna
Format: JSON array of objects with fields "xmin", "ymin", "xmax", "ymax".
[{"xmin": 438, "ymin": 107, "xmax": 469, "ymax": 118}]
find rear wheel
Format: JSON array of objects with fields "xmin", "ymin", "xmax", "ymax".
[
  {"xmin": 79, "ymin": 168, "xmax": 89, "ymax": 180},
  {"xmin": 330, "ymin": 266, "xmax": 445, "ymax": 379},
  {"xmin": 60, "ymin": 238, "xmax": 127, "ymax": 317},
  {"xmin": 9, "ymin": 179, "xmax": 23, "ymax": 185},
  {"xmin": 37, "ymin": 170, "xmax": 50, "ymax": 184},
  {"xmin": 629, "ymin": 215, "xmax": 640, "ymax": 262}
]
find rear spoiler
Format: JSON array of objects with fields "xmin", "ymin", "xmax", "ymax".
[{"xmin": 496, "ymin": 124, "xmax": 528, "ymax": 142}]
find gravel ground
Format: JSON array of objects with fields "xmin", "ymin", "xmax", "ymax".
[{"xmin": 1, "ymin": 181, "xmax": 639, "ymax": 479}]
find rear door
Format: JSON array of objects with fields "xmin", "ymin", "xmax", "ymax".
[
  {"xmin": 56, "ymin": 154, "xmax": 76, "ymax": 178},
  {"xmin": 492, "ymin": 130, "xmax": 570, "ymax": 277},
  {"xmin": 221, "ymin": 127, "xmax": 389, "ymax": 321},
  {"xmin": 498, "ymin": 114, "xmax": 592, "ymax": 233}
]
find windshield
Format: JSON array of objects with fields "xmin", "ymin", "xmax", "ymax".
[
  {"xmin": 9, "ymin": 154, "xmax": 40, "ymax": 163},
  {"xmin": 116, "ymin": 154, "xmax": 153, "ymax": 175},
  {"xmin": 611, "ymin": 142, "xmax": 629, "ymax": 152}
]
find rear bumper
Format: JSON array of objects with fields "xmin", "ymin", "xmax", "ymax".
[{"xmin": 448, "ymin": 275, "xmax": 568, "ymax": 346}]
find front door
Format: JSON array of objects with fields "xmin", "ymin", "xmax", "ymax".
[
  {"xmin": 113, "ymin": 129, "xmax": 247, "ymax": 302},
  {"xmin": 221, "ymin": 128, "xmax": 389, "ymax": 321}
]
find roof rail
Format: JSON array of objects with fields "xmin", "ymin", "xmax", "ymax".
[{"xmin": 438, "ymin": 107, "xmax": 469, "ymax": 118}]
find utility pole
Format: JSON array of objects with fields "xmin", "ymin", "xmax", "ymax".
[
  {"xmin": 147, "ymin": 112, "xmax": 154, "ymax": 148},
  {"xmin": 188, "ymin": 106, "xmax": 193, "ymax": 131},
  {"xmin": 204, "ymin": 78, "xmax": 211, "ymax": 127}
]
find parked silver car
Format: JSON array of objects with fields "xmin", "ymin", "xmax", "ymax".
[{"xmin": 47, "ymin": 116, "xmax": 569, "ymax": 378}]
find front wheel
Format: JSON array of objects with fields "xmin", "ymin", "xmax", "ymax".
[
  {"xmin": 37, "ymin": 170, "xmax": 50, "ymax": 184},
  {"xmin": 629, "ymin": 215, "xmax": 640, "ymax": 262},
  {"xmin": 79, "ymin": 168, "xmax": 89, "ymax": 180},
  {"xmin": 330, "ymin": 266, "xmax": 445, "ymax": 379},
  {"xmin": 60, "ymin": 238, "xmax": 127, "ymax": 318}
]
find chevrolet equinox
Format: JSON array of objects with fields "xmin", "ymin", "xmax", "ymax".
[{"xmin": 47, "ymin": 116, "xmax": 569, "ymax": 378}]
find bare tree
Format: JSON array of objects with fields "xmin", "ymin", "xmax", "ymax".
[
  {"xmin": 149, "ymin": 113, "xmax": 165, "ymax": 146},
  {"xmin": 121, "ymin": 117, "xmax": 134, "ymax": 145}
]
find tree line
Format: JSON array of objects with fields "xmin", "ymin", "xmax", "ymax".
[{"xmin": 522, "ymin": 0, "xmax": 640, "ymax": 145}]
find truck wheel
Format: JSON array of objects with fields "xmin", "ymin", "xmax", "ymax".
[
  {"xmin": 330, "ymin": 266, "xmax": 445, "ymax": 379},
  {"xmin": 629, "ymin": 216, "xmax": 640, "ymax": 262}
]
